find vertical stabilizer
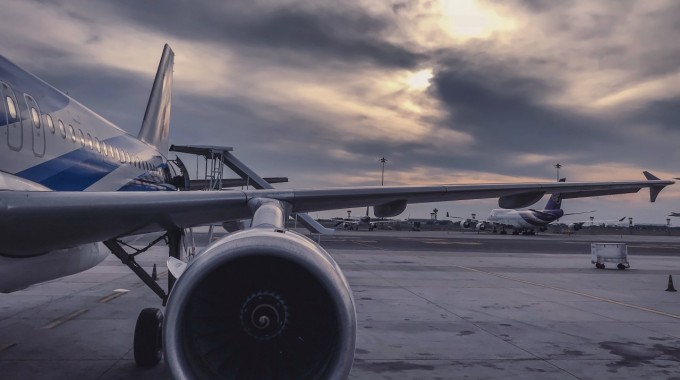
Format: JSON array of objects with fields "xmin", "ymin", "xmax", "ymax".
[
  {"xmin": 138, "ymin": 44, "xmax": 174, "ymax": 156},
  {"xmin": 544, "ymin": 177, "xmax": 566, "ymax": 210}
]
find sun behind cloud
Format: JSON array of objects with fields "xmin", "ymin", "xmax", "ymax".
[
  {"xmin": 439, "ymin": 0, "xmax": 517, "ymax": 40},
  {"xmin": 405, "ymin": 68, "xmax": 433, "ymax": 91}
]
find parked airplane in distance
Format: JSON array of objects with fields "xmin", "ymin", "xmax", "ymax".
[
  {"xmin": 670, "ymin": 212, "xmax": 680, "ymax": 217},
  {"xmin": 333, "ymin": 208, "xmax": 395, "ymax": 231},
  {"xmin": 0, "ymin": 45, "xmax": 674, "ymax": 380},
  {"xmin": 474, "ymin": 179, "xmax": 637, "ymax": 235}
]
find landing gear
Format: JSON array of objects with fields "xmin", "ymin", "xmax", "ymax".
[
  {"xmin": 104, "ymin": 228, "xmax": 185, "ymax": 369},
  {"xmin": 595, "ymin": 263, "xmax": 605, "ymax": 269},
  {"xmin": 617, "ymin": 263, "xmax": 626, "ymax": 270},
  {"xmin": 134, "ymin": 308, "xmax": 164, "ymax": 368}
]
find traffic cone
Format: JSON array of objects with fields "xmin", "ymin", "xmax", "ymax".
[
  {"xmin": 152, "ymin": 264, "xmax": 158, "ymax": 281},
  {"xmin": 666, "ymin": 275, "xmax": 676, "ymax": 292}
]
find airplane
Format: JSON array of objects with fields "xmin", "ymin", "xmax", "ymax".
[
  {"xmin": 333, "ymin": 208, "xmax": 396, "ymax": 231},
  {"xmin": 464, "ymin": 179, "xmax": 636, "ymax": 235},
  {"xmin": 0, "ymin": 44, "xmax": 674, "ymax": 380},
  {"xmin": 670, "ymin": 212, "xmax": 680, "ymax": 217}
]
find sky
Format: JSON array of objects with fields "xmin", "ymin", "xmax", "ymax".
[{"xmin": 1, "ymin": 0, "xmax": 679, "ymax": 224}]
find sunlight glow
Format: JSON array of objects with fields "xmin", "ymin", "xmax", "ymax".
[
  {"xmin": 439, "ymin": 0, "xmax": 516, "ymax": 40},
  {"xmin": 405, "ymin": 69, "xmax": 433, "ymax": 91}
]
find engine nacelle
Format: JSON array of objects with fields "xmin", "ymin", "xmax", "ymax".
[
  {"xmin": 164, "ymin": 228, "xmax": 356, "ymax": 380},
  {"xmin": 463, "ymin": 221, "xmax": 471, "ymax": 228},
  {"xmin": 476, "ymin": 223, "xmax": 486, "ymax": 231},
  {"xmin": 568, "ymin": 223, "xmax": 582, "ymax": 231}
]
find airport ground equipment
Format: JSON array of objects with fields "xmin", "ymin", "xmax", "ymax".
[{"xmin": 591, "ymin": 243, "xmax": 629, "ymax": 270}]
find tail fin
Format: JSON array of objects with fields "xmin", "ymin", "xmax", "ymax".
[
  {"xmin": 138, "ymin": 44, "xmax": 174, "ymax": 156},
  {"xmin": 544, "ymin": 177, "xmax": 566, "ymax": 210}
]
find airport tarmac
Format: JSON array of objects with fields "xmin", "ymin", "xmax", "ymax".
[{"xmin": 2, "ymin": 230, "xmax": 680, "ymax": 379}]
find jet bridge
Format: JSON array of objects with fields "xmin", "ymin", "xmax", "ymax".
[
  {"xmin": 169, "ymin": 144, "xmax": 334, "ymax": 235},
  {"xmin": 169, "ymin": 144, "xmax": 288, "ymax": 190}
]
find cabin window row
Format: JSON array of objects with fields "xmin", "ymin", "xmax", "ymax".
[{"xmin": 4, "ymin": 94, "xmax": 155, "ymax": 171}]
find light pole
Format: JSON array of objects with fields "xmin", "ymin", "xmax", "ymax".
[
  {"xmin": 379, "ymin": 157, "xmax": 387, "ymax": 186},
  {"xmin": 553, "ymin": 163, "xmax": 562, "ymax": 181},
  {"xmin": 433, "ymin": 208, "xmax": 438, "ymax": 220}
]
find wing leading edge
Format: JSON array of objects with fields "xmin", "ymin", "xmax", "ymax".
[{"xmin": 0, "ymin": 175, "xmax": 672, "ymax": 256}]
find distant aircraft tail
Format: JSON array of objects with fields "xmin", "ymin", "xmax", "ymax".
[
  {"xmin": 138, "ymin": 44, "xmax": 174, "ymax": 156},
  {"xmin": 544, "ymin": 177, "xmax": 566, "ymax": 210}
]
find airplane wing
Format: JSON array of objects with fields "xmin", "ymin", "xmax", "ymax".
[
  {"xmin": 0, "ymin": 175, "xmax": 672, "ymax": 256},
  {"xmin": 563, "ymin": 216, "xmax": 628, "ymax": 226}
]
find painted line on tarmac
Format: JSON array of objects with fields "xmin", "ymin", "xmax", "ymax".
[
  {"xmin": 42, "ymin": 309, "xmax": 89, "ymax": 329},
  {"xmin": 627, "ymin": 245, "xmax": 680, "ymax": 250},
  {"xmin": 458, "ymin": 265, "xmax": 680, "ymax": 320},
  {"xmin": 426, "ymin": 241, "xmax": 482, "ymax": 245},
  {"xmin": 0, "ymin": 343, "xmax": 16, "ymax": 353},
  {"xmin": 349, "ymin": 240, "xmax": 388, "ymax": 251},
  {"xmin": 99, "ymin": 289, "xmax": 130, "ymax": 303}
]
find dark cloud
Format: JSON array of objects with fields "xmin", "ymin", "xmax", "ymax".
[
  {"xmin": 432, "ymin": 59, "xmax": 606, "ymax": 149},
  {"xmin": 624, "ymin": 97, "xmax": 680, "ymax": 131},
  {"xmin": 103, "ymin": 0, "xmax": 427, "ymax": 69},
  {"xmin": 27, "ymin": 63, "xmax": 150, "ymax": 133},
  {"xmin": 4, "ymin": 0, "xmax": 679, "ymax": 221}
]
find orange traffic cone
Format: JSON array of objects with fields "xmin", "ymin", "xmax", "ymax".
[{"xmin": 666, "ymin": 275, "xmax": 676, "ymax": 292}]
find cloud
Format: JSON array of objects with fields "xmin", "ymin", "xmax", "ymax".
[{"xmin": 1, "ymin": 0, "xmax": 678, "ymax": 222}]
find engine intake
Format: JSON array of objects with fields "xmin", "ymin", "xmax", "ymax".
[{"xmin": 164, "ymin": 229, "xmax": 356, "ymax": 380}]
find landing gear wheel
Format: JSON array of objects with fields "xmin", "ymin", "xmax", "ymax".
[
  {"xmin": 617, "ymin": 263, "xmax": 626, "ymax": 270},
  {"xmin": 134, "ymin": 308, "xmax": 163, "ymax": 368},
  {"xmin": 595, "ymin": 263, "xmax": 605, "ymax": 269}
]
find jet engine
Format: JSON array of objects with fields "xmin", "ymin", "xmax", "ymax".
[
  {"xmin": 568, "ymin": 223, "xmax": 582, "ymax": 231},
  {"xmin": 463, "ymin": 221, "xmax": 472, "ymax": 228},
  {"xmin": 476, "ymin": 223, "xmax": 486, "ymax": 231},
  {"xmin": 164, "ymin": 228, "xmax": 356, "ymax": 380}
]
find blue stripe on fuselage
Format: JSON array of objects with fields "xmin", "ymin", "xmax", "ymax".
[
  {"xmin": 2, "ymin": 54, "xmax": 171, "ymax": 192},
  {"xmin": 18, "ymin": 146, "xmax": 119, "ymax": 190},
  {"xmin": 519, "ymin": 209, "xmax": 564, "ymax": 226},
  {"xmin": 17, "ymin": 135, "xmax": 168, "ymax": 191}
]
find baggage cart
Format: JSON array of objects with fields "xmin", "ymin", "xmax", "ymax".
[{"xmin": 591, "ymin": 242, "xmax": 628, "ymax": 270}]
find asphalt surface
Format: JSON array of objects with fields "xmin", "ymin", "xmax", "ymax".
[{"xmin": 1, "ymin": 229, "xmax": 680, "ymax": 379}]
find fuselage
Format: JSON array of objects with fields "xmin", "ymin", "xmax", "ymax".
[
  {"xmin": 487, "ymin": 208, "xmax": 564, "ymax": 229},
  {"xmin": 0, "ymin": 55, "xmax": 173, "ymax": 191}
]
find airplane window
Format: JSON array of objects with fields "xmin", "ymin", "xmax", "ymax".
[
  {"xmin": 95, "ymin": 137, "xmax": 101, "ymax": 153},
  {"xmin": 45, "ymin": 114, "xmax": 55, "ymax": 134},
  {"xmin": 102, "ymin": 142, "xmax": 108, "ymax": 156},
  {"xmin": 58, "ymin": 120, "xmax": 66, "ymax": 138},
  {"xmin": 69, "ymin": 125, "xmax": 76, "ymax": 142},
  {"xmin": 5, "ymin": 96, "xmax": 17, "ymax": 119},
  {"xmin": 86, "ymin": 133, "xmax": 93, "ymax": 149},
  {"xmin": 78, "ymin": 129, "xmax": 85, "ymax": 146},
  {"xmin": 30, "ymin": 108, "xmax": 40, "ymax": 128}
]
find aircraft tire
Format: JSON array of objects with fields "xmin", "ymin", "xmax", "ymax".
[
  {"xmin": 134, "ymin": 308, "xmax": 164, "ymax": 368},
  {"xmin": 617, "ymin": 263, "xmax": 626, "ymax": 270}
]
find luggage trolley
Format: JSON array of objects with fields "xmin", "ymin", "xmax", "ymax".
[{"xmin": 591, "ymin": 242, "xmax": 629, "ymax": 270}]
